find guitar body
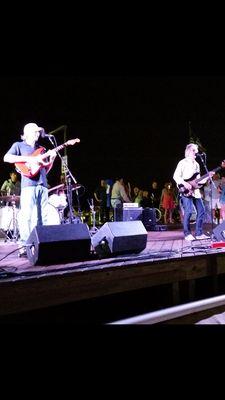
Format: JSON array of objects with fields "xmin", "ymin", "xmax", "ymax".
[
  {"xmin": 177, "ymin": 162, "xmax": 225, "ymax": 197},
  {"xmin": 15, "ymin": 138, "xmax": 80, "ymax": 178},
  {"xmin": 15, "ymin": 147, "xmax": 51, "ymax": 178},
  {"xmin": 178, "ymin": 173, "xmax": 203, "ymax": 197}
]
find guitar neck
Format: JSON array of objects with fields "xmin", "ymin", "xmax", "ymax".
[
  {"xmin": 49, "ymin": 139, "xmax": 79, "ymax": 154},
  {"xmin": 196, "ymin": 166, "xmax": 221, "ymax": 184},
  {"xmin": 54, "ymin": 143, "xmax": 67, "ymax": 152}
]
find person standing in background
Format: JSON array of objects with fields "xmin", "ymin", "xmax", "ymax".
[
  {"xmin": 1, "ymin": 170, "xmax": 21, "ymax": 196},
  {"xmin": 111, "ymin": 177, "xmax": 131, "ymax": 209},
  {"xmin": 94, "ymin": 179, "xmax": 110, "ymax": 223},
  {"xmin": 160, "ymin": 182, "xmax": 176, "ymax": 224}
]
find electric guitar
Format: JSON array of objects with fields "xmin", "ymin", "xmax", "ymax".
[
  {"xmin": 15, "ymin": 138, "xmax": 80, "ymax": 178},
  {"xmin": 178, "ymin": 161, "xmax": 225, "ymax": 197}
]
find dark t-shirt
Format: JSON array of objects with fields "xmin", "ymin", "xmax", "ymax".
[
  {"xmin": 5, "ymin": 141, "xmax": 48, "ymax": 188},
  {"xmin": 149, "ymin": 188, "xmax": 161, "ymax": 208},
  {"xmin": 94, "ymin": 186, "xmax": 107, "ymax": 205},
  {"xmin": 140, "ymin": 197, "xmax": 152, "ymax": 208}
]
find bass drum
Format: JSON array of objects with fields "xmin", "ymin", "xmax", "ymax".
[
  {"xmin": 48, "ymin": 193, "xmax": 67, "ymax": 209},
  {"xmin": 32, "ymin": 203, "xmax": 61, "ymax": 228},
  {"xmin": 17, "ymin": 203, "xmax": 61, "ymax": 233},
  {"xmin": 45, "ymin": 203, "xmax": 61, "ymax": 225}
]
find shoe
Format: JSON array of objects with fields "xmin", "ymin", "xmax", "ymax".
[
  {"xmin": 18, "ymin": 246, "xmax": 27, "ymax": 257},
  {"xmin": 185, "ymin": 234, "xmax": 195, "ymax": 241},
  {"xmin": 219, "ymin": 219, "xmax": 223, "ymax": 224},
  {"xmin": 213, "ymin": 218, "xmax": 217, "ymax": 225},
  {"xmin": 195, "ymin": 234, "xmax": 210, "ymax": 240}
]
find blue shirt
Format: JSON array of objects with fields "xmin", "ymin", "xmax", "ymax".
[{"xmin": 5, "ymin": 141, "xmax": 48, "ymax": 188}]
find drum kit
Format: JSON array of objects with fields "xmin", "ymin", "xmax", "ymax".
[
  {"xmin": 47, "ymin": 182, "xmax": 83, "ymax": 224},
  {"xmin": 48, "ymin": 182, "xmax": 82, "ymax": 194},
  {"xmin": 0, "ymin": 182, "xmax": 83, "ymax": 242}
]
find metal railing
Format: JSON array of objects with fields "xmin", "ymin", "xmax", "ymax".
[{"xmin": 109, "ymin": 294, "xmax": 225, "ymax": 324}]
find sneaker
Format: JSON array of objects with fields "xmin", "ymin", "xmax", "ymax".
[
  {"xmin": 213, "ymin": 218, "xmax": 217, "ymax": 225},
  {"xmin": 195, "ymin": 234, "xmax": 210, "ymax": 240},
  {"xmin": 185, "ymin": 234, "xmax": 195, "ymax": 241},
  {"xmin": 18, "ymin": 246, "xmax": 27, "ymax": 257}
]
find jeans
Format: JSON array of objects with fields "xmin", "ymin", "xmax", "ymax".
[
  {"xmin": 181, "ymin": 196, "xmax": 205, "ymax": 236},
  {"xmin": 18, "ymin": 185, "xmax": 49, "ymax": 244}
]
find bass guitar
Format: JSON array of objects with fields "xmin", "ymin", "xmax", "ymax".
[
  {"xmin": 15, "ymin": 138, "xmax": 80, "ymax": 178},
  {"xmin": 178, "ymin": 161, "xmax": 225, "ymax": 197}
]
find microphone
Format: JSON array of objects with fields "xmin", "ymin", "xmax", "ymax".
[
  {"xmin": 196, "ymin": 152, "xmax": 206, "ymax": 157},
  {"xmin": 39, "ymin": 128, "xmax": 54, "ymax": 138}
]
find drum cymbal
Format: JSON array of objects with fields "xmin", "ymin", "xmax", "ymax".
[
  {"xmin": 0, "ymin": 195, "xmax": 20, "ymax": 202},
  {"xmin": 62, "ymin": 183, "xmax": 82, "ymax": 191},
  {"xmin": 71, "ymin": 183, "xmax": 82, "ymax": 190},
  {"xmin": 48, "ymin": 183, "xmax": 82, "ymax": 193},
  {"xmin": 48, "ymin": 184, "xmax": 65, "ymax": 193}
]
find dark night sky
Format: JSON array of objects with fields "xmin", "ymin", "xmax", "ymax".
[{"xmin": 1, "ymin": 76, "xmax": 225, "ymax": 200}]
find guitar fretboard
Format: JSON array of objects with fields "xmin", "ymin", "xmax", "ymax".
[
  {"xmin": 54, "ymin": 143, "xmax": 68, "ymax": 152},
  {"xmin": 197, "ymin": 166, "xmax": 221, "ymax": 184}
]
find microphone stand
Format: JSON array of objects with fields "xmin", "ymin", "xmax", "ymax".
[
  {"xmin": 87, "ymin": 198, "xmax": 99, "ymax": 235},
  {"xmin": 197, "ymin": 153, "xmax": 216, "ymax": 237},
  {"xmin": 48, "ymin": 125, "xmax": 67, "ymax": 136},
  {"xmin": 48, "ymin": 136, "xmax": 82, "ymax": 224}
]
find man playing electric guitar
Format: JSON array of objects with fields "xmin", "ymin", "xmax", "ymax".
[
  {"xmin": 3, "ymin": 122, "xmax": 58, "ymax": 256},
  {"xmin": 173, "ymin": 143, "xmax": 215, "ymax": 241}
]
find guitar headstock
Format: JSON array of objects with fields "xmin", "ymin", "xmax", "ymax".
[{"xmin": 65, "ymin": 138, "xmax": 80, "ymax": 146}]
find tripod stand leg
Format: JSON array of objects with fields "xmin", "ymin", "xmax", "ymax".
[
  {"xmin": 4, "ymin": 205, "xmax": 20, "ymax": 243},
  {"xmin": 0, "ymin": 228, "xmax": 11, "ymax": 242},
  {"xmin": 11, "ymin": 204, "xmax": 19, "ymax": 242}
]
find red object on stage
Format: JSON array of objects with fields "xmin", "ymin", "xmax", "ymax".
[{"xmin": 211, "ymin": 242, "xmax": 225, "ymax": 248}]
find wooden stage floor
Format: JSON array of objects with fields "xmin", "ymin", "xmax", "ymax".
[{"xmin": 1, "ymin": 223, "xmax": 225, "ymax": 320}]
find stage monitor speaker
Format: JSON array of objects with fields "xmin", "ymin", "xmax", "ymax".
[
  {"xmin": 213, "ymin": 221, "xmax": 225, "ymax": 242},
  {"xmin": 26, "ymin": 223, "xmax": 91, "ymax": 265},
  {"xmin": 91, "ymin": 221, "xmax": 147, "ymax": 257}
]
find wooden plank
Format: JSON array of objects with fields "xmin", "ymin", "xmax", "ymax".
[
  {"xmin": 172, "ymin": 281, "xmax": 180, "ymax": 304},
  {"xmin": 1, "ymin": 231, "xmax": 225, "ymax": 316}
]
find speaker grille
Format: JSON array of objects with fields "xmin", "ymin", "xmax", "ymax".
[
  {"xmin": 27, "ymin": 223, "xmax": 91, "ymax": 265},
  {"xmin": 91, "ymin": 221, "xmax": 147, "ymax": 256}
]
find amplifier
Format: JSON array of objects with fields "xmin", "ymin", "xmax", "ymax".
[
  {"xmin": 142, "ymin": 207, "xmax": 157, "ymax": 230},
  {"xmin": 114, "ymin": 206, "xmax": 143, "ymax": 222}
]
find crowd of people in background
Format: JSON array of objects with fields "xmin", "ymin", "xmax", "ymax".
[
  {"xmin": 92, "ymin": 174, "xmax": 225, "ymax": 226},
  {"xmin": 1, "ymin": 170, "xmax": 225, "ymax": 228},
  {"xmin": 1, "ymin": 169, "xmax": 225, "ymax": 229}
]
